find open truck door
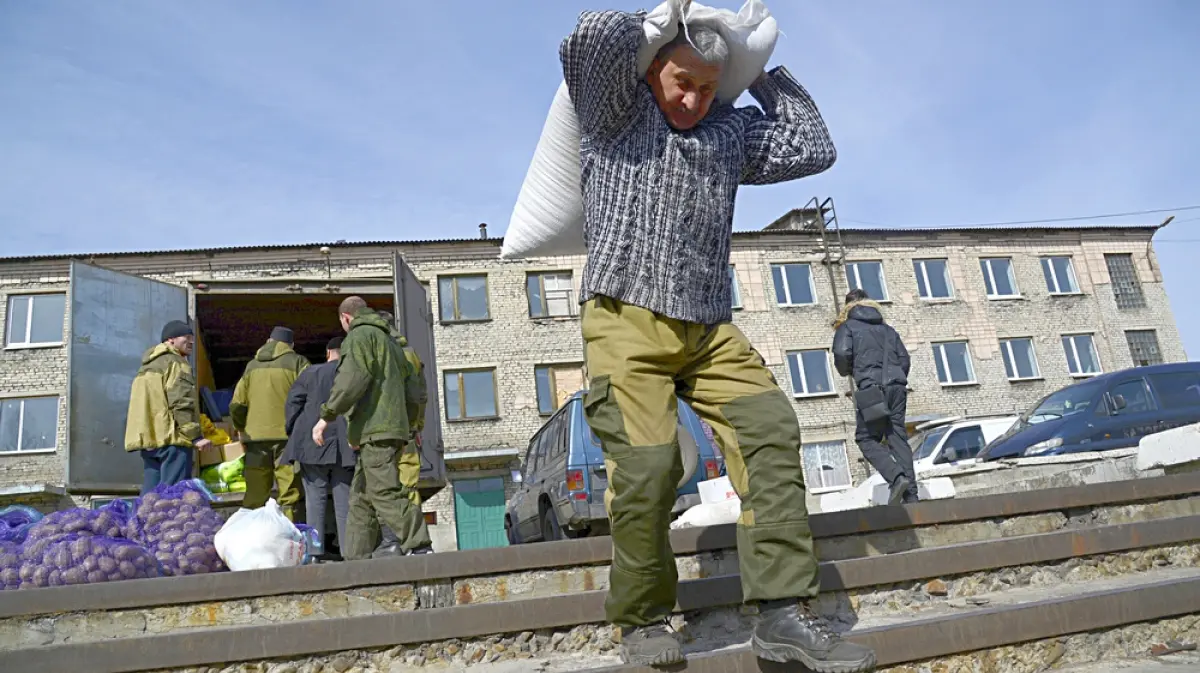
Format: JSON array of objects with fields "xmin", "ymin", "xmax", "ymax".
[
  {"xmin": 394, "ymin": 253, "xmax": 447, "ymax": 500},
  {"xmin": 66, "ymin": 262, "xmax": 189, "ymax": 494}
]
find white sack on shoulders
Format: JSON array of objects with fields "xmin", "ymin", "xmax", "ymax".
[{"xmin": 501, "ymin": 0, "xmax": 779, "ymax": 261}]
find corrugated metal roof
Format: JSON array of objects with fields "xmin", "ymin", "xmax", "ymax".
[{"xmin": 0, "ymin": 222, "xmax": 1161, "ymax": 264}]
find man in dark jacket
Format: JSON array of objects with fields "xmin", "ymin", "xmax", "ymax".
[
  {"xmin": 312, "ymin": 297, "xmax": 432, "ymax": 559},
  {"xmin": 832, "ymin": 289, "xmax": 918, "ymax": 504},
  {"xmin": 283, "ymin": 336, "xmax": 355, "ymax": 558}
]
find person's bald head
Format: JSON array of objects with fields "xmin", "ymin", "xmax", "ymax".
[{"xmin": 338, "ymin": 296, "xmax": 368, "ymax": 332}]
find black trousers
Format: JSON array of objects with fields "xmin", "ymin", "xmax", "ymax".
[{"xmin": 854, "ymin": 384, "xmax": 915, "ymax": 487}]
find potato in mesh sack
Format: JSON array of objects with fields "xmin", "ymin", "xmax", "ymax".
[
  {"xmin": 4, "ymin": 533, "xmax": 162, "ymax": 589},
  {"xmin": 25, "ymin": 501, "xmax": 131, "ymax": 542},
  {"xmin": 125, "ymin": 479, "xmax": 227, "ymax": 576}
]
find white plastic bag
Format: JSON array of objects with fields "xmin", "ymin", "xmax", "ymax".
[
  {"xmin": 213, "ymin": 499, "xmax": 308, "ymax": 571},
  {"xmin": 669, "ymin": 497, "xmax": 742, "ymax": 530},
  {"xmin": 501, "ymin": 0, "xmax": 779, "ymax": 260}
]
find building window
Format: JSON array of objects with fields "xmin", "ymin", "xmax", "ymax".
[
  {"xmin": 1041, "ymin": 256, "xmax": 1079, "ymax": 295},
  {"xmin": 801, "ymin": 440, "xmax": 852, "ymax": 491},
  {"xmin": 771, "ymin": 264, "xmax": 816, "ymax": 306},
  {"xmin": 1126, "ymin": 330, "xmax": 1163, "ymax": 367},
  {"xmin": 527, "ymin": 272, "xmax": 575, "ymax": 318},
  {"xmin": 443, "ymin": 369, "xmax": 498, "ymax": 420},
  {"xmin": 980, "ymin": 258, "xmax": 1019, "ymax": 298},
  {"xmin": 1000, "ymin": 337, "xmax": 1040, "ymax": 380},
  {"xmin": 729, "ymin": 266, "xmax": 742, "ymax": 309},
  {"xmin": 437, "ymin": 275, "xmax": 490, "ymax": 323},
  {"xmin": 1105, "ymin": 254, "xmax": 1146, "ymax": 309},
  {"xmin": 845, "ymin": 261, "xmax": 888, "ymax": 301},
  {"xmin": 1062, "ymin": 334, "xmax": 1101, "ymax": 376},
  {"xmin": 913, "ymin": 259, "xmax": 953, "ymax": 299},
  {"xmin": 932, "ymin": 341, "xmax": 976, "ymax": 385},
  {"xmin": 785, "ymin": 350, "xmax": 835, "ymax": 397},
  {"xmin": 535, "ymin": 364, "xmax": 586, "ymax": 415},
  {"xmin": 4, "ymin": 294, "xmax": 66, "ymax": 348},
  {"xmin": 0, "ymin": 396, "xmax": 59, "ymax": 453}
]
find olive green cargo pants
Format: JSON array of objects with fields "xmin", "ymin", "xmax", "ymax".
[
  {"xmin": 343, "ymin": 439, "xmax": 432, "ymax": 560},
  {"xmin": 378, "ymin": 439, "xmax": 425, "ymax": 546},
  {"xmin": 582, "ymin": 296, "xmax": 819, "ymax": 628},
  {"xmin": 243, "ymin": 440, "xmax": 302, "ymax": 521}
]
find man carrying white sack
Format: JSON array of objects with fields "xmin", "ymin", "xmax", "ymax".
[{"xmin": 560, "ymin": 3, "xmax": 876, "ymax": 671}]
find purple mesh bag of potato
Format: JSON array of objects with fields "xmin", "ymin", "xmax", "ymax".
[
  {"xmin": 10, "ymin": 533, "xmax": 162, "ymax": 589},
  {"xmin": 0, "ymin": 505, "xmax": 43, "ymax": 545},
  {"xmin": 127, "ymin": 479, "xmax": 226, "ymax": 576}
]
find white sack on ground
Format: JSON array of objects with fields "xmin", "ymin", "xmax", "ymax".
[
  {"xmin": 501, "ymin": 0, "xmax": 779, "ymax": 260},
  {"xmin": 670, "ymin": 498, "xmax": 742, "ymax": 529},
  {"xmin": 214, "ymin": 499, "xmax": 308, "ymax": 571}
]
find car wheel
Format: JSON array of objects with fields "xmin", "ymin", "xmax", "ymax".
[
  {"xmin": 505, "ymin": 516, "xmax": 521, "ymax": 545},
  {"xmin": 540, "ymin": 506, "xmax": 563, "ymax": 542}
]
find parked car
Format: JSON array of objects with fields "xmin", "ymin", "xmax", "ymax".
[
  {"xmin": 979, "ymin": 362, "xmax": 1200, "ymax": 461},
  {"xmin": 505, "ymin": 392, "xmax": 725, "ymax": 544},
  {"xmin": 858, "ymin": 414, "xmax": 1018, "ymax": 496}
]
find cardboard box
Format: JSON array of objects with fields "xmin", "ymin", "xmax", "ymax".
[
  {"xmin": 199, "ymin": 441, "xmax": 245, "ymax": 467},
  {"xmin": 697, "ymin": 476, "xmax": 737, "ymax": 504}
]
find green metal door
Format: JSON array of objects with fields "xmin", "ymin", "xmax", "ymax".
[{"xmin": 454, "ymin": 477, "xmax": 508, "ymax": 550}]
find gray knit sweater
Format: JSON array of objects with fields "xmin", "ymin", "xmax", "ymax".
[{"xmin": 560, "ymin": 10, "xmax": 837, "ymax": 325}]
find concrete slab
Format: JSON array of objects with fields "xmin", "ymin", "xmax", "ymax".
[{"xmin": 1138, "ymin": 423, "xmax": 1200, "ymax": 472}]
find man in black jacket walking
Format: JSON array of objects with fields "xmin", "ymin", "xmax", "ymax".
[
  {"xmin": 283, "ymin": 337, "xmax": 356, "ymax": 558},
  {"xmin": 833, "ymin": 289, "xmax": 918, "ymax": 504}
]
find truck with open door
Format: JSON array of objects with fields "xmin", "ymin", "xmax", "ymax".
[{"xmin": 63, "ymin": 256, "xmax": 448, "ymax": 501}]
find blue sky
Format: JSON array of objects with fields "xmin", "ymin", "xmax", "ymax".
[{"xmin": 1, "ymin": 1, "xmax": 1198, "ymax": 351}]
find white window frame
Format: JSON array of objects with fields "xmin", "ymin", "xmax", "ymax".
[
  {"xmin": 527, "ymin": 271, "xmax": 576, "ymax": 319},
  {"xmin": 0, "ymin": 395, "xmax": 60, "ymax": 455},
  {"xmin": 913, "ymin": 259, "xmax": 954, "ymax": 300},
  {"xmin": 785, "ymin": 349, "xmax": 837, "ymax": 398},
  {"xmin": 772, "ymin": 263, "xmax": 818, "ymax": 307},
  {"xmin": 1041, "ymin": 256, "xmax": 1081, "ymax": 295},
  {"xmin": 1062, "ymin": 333, "xmax": 1102, "ymax": 377},
  {"xmin": 4, "ymin": 293, "xmax": 66, "ymax": 349},
  {"xmin": 729, "ymin": 265, "xmax": 742, "ymax": 310},
  {"xmin": 980, "ymin": 257, "xmax": 1021, "ymax": 299},
  {"xmin": 801, "ymin": 440, "xmax": 853, "ymax": 493},
  {"xmin": 845, "ymin": 261, "xmax": 889, "ymax": 301},
  {"xmin": 999, "ymin": 337, "xmax": 1041, "ymax": 381},
  {"xmin": 932, "ymin": 341, "xmax": 977, "ymax": 386}
]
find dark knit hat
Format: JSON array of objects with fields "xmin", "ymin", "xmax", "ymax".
[
  {"xmin": 270, "ymin": 326, "xmax": 294, "ymax": 344},
  {"xmin": 326, "ymin": 336, "xmax": 344, "ymax": 351},
  {"xmin": 161, "ymin": 320, "xmax": 193, "ymax": 342}
]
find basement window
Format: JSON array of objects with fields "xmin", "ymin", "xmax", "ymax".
[{"xmin": 801, "ymin": 440, "xmax": 851, "ymax": 491}]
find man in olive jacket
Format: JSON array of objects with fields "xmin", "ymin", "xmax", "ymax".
[
  {"xmin": 313, "ymin": 297, "xmax": 432, "ymax": 559},
  {"xmin": 375, "ymin": 311, "xmax": 429, "ymax": 557},
  {"xmin": 125, "ymin": 321, "xmax": 212, "ymax": 494},
  {"xmin": 230, "ymin": 326, "xmax": 310, "ymax": 520}
]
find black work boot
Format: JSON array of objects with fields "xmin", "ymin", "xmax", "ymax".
[
  {"xmin": 406, "ymin": 545, "xmax": 434, "ymax": 556},
  {"xmin": 371, "ymin": 526, "xmax": 403, "ymax": 559},
  {"xmin": 902, "ymin": 483, "xmax": 921, "ymax": 504},
  {"xmin": 887, "ymin": 476, "xmax": 912, "ymax": 505},
  {"xmin": 752, "ymin": 600, "xmax": 877, "ymax": 673},
  {"xmin": 617, "ymin": 621, "xmax": 684, "ymax": 667}
]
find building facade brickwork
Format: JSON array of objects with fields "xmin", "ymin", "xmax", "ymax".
[{"xmin": 0, "ymin": 222, "xmax": 1185, "ymax": 548}]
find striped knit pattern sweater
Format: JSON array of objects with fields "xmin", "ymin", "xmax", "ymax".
[{"xmin": 560, "ymin": 9, "xmax": 838, "ymax": 325}]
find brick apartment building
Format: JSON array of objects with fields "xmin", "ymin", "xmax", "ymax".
[{"xmin": 0, "ymin": 213, "xmax": 1185, "ymax": 550}]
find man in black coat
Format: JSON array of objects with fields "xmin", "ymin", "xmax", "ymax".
[
  {"xmin": 832, "ymin": 289, "xmax": 918, "ymax": 504},
  {"xmin": 284, "ymin": 336, "xmax": 356, "ymax": 557}
]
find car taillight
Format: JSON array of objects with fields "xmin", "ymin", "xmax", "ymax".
[
  {"xmin": 704, "ymin": 459, "xmax": 720, "ymax": 480},
  {"xmin": 567, "ymin": 470, "xmax": 585, "ymax": 492}
]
